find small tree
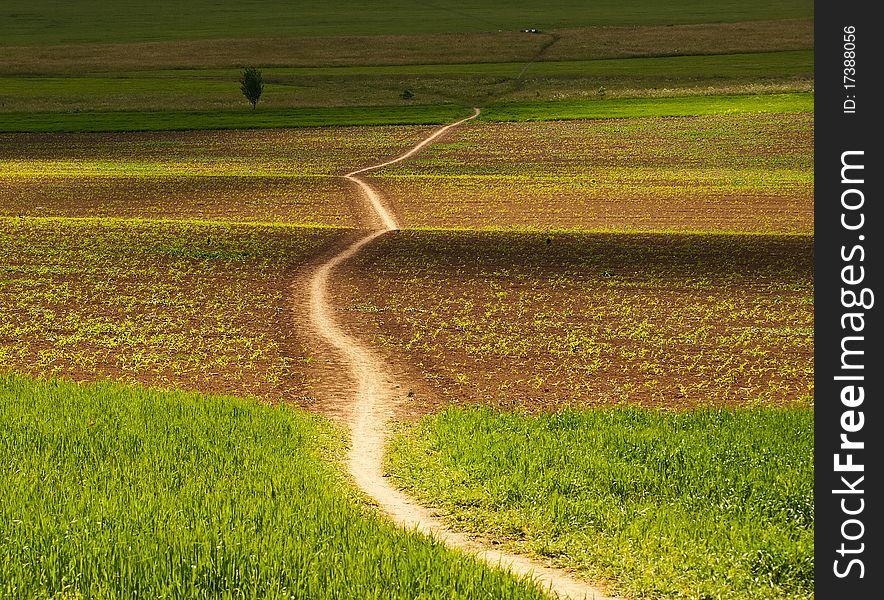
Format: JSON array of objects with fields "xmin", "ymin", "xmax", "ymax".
[{"xmin": 240, "ymin": 66, "xmax": 264, "ymax": 110}]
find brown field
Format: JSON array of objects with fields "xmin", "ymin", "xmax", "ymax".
[
  {"xmin": 0, "ymin": 20, "xmax": 812, "ymax": 75},
  {"xmin": 333, "ymin": 230, "xmax": 813, "ymax": 413},
  {"xmin": 0, "ymin": 217, "xmax": 346, "ymax": 403},
  {"xmin": 0, "ymin": 127, "xmax": 409, "ymax": 408},
  {"xmin": 371, "ymin": 112, "xmax": 813, "ymax": 232},
  {"xmin": 0, "ymin": 175, "xmax": 358, "ymax": 225},
  {"xmin": 1, "ymin": 116, "xmax": 814, "ymax": 416},
  {"xmin": 0, "ymin": 126, "xmax": 435, "ymax": 225}
]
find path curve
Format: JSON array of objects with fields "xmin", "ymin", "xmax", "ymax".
[{"xmin": 307, "ymin": 108, "xmax": 621, "ymax": 600}]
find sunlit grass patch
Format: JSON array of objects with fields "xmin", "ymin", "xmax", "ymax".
[
  {"xmin": 0, "ymin": 373, "xmax": 549, "ymax": 598},
  {"xmin": 480, "ymin": 92, "xmax": 812, "ymax": 122},
  {"xmin": 389, "ymin": 405, "xmax": 814, "ymax": 600}
]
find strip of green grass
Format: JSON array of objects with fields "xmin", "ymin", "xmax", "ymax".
[
  {"xmin": 0, "ymin": 104, "xmax": 470, "ymax": 133},
  {"xmin": 0, "ymin": 51, "xmax": 812, "ymax": 117},
  {"xmin": 0, "ymin": 92, "xmax": 812, "ymax": 133},
  {"xmin": 388, "ymin": 406, "xmax": 814, "ymax": 600},
  {"xmin": 481, "ymin": 91, "xmax": 813, "ymax": 122},
  {"xmin": 0, "ymin": 373, "xmax": 547, "ymax": 598},
  {"xmin": 0, "ymin": 51, "xmax": 811, "ymax": 113}
]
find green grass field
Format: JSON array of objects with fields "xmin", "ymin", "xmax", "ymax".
[
  {"xmin": 0, "ymin": 373, "xmax": 549, "ymax": 598},
  {"xmin": 388, "ymin": 406, "xmax": 814, "ymax": 600},
  {"xmin": 481, "ymin": 91, "xmax": 813, "ymax": 122},
  {"xmin": 0, "ymin": 105, "xmax": 468, "ymax": 133},
  {"xmin": 0, "ymin": 1, "xmax": 813, "ymax": 132},
  {"xmin": 0, "ymin": 92, "xmax": 812, "ymax": 132},
  {"xmin": 0, "ymin": 51, "xmax": 812, "ymax": 116}
]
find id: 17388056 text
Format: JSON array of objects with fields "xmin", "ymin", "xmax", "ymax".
[{"xmin": 843, "ymin": 26, "xmax": 857, "ymax": 114}]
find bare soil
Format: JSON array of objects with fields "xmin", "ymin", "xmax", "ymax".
[
  {"xmin": 332, "ymin": 231, "xmax": 813, "ymax": 415},
  {"xmin": 371, "ymin": 113, "xmax": 813, "ymax": 233}
]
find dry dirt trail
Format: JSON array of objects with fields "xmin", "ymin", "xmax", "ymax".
[{"xmin": 306, "ymin": 108, "xmax": 622, "ymax": 600}]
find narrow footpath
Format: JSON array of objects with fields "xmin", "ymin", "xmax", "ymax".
[{"xmin": 305, "ymin": 107, "xmax": 621, "ymax": 600}]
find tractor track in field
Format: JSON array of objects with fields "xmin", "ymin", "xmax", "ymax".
[{"xmin": 305, "ymin": 107, "xmax": 621, "ymax": 600}]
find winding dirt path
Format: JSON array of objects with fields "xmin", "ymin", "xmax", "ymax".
[{"xmin": 306, "ymin": 108, "xmax": 621, "ymax": 600}]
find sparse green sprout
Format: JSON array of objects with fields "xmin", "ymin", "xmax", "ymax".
[
  {"xmin": 239, "ymin": 65, "xmax": 264, "ymax": 110},
  {"xmin": 400, "ymin": 89, "xmax": 414, "ymax": 100}
]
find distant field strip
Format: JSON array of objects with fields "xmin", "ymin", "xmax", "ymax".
[
  {"xmin": 0, "ymin": 50, "xmax": 811, "ymax": 102},
  {"xmin": 0, "ymin": 106, "xmax": 468, "ymax": 133},
  {"xmin": 0, "ymin": 51, "xmax": 811, "ymax": 116},
  {"xmin": 0, "ymin": 374, "xmax": 550, "ymax": 599},
  {"xmin": 481, "ymin": 92, "xmax": 812, "ymax": 121},
  {"xmin": 0, "ymin": 20, "xmax": 812, "ymax": 78},
  {"xmin": 2, "ymin": 50, "xmax": 813, "ymax": 81},
  {"xmin": 0, "ymin": 93, "xmax": 812, "ymax": 133},
  {"xmin": 0, "ymin": 3, "xmax": 813, "ymax": 129},
  {"xmin": 0, "ymin": 2, "xmax": 812, "ymax": 46}
]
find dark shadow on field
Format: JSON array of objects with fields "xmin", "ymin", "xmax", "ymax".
[
  {"xmin": 331, "ymin": 230, "xmax": 814, "ymax": 417},
  {"xmin": 350, "ymin": 230, "xmax": 813, "ymax": 282}
]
